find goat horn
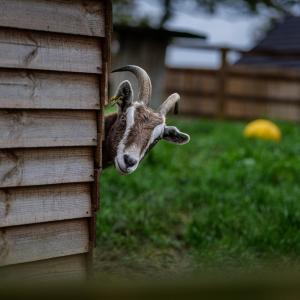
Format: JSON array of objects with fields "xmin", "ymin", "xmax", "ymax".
[
  {"xmin": 112, "ymin": 65, "xmax": 152, "ymax": 105},
  {"xmin": 158, "ymin": 93, "xmax": 180, "ymax": 116}
]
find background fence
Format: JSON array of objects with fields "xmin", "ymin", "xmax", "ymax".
[{"xmin": 166, "ymin": 46, "xmax": 300, "ymax": 121}]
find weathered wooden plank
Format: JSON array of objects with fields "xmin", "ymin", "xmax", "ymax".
[
  {"xmin": 0, "ymin": 147, "xmax": 94, "ymax": 188},
  {"xmin": 0, "ymin": 0, "xmax": 105, "ymax": 37},
  {"xmin": 0, "ymin": 110, "xmax": 97, "ymax": 148},
  {"xmin": 0, "ymin": 184, "xmax": 92, "ymax": 227},
  {"xmin": 0, "ymin": 70, "xmax": 100, "ymax": 109},
  {"xmin": 0, "ymin": 29, "xmax": 101, "ymax": 73},
  {"xmin": 0, "ymin": 254, "xmax": 87, "ymax": 283},
  {"xmin": 0, "ymin": 219, "xmax": 89, "ymax": 267}
]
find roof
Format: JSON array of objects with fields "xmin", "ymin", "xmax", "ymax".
[
  {"xmin": 114, "ymin": 24, "xmax": 206, "ymax": 40},
  {"xmin": 237, "ymin": 16, "xmax": 300, "ymax": 69}
]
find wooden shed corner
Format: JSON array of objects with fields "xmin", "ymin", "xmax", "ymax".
[{"xmin": 0, "ymin": 0, "xmax": 112, "ymax": 282}]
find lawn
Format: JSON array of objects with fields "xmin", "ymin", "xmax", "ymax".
[{"xmin": 95, "ymin": 117, "xmax": 300, "ymax": 278}]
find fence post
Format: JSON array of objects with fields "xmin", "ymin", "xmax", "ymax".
[{"xmin": 216, "ymin": 48, "xmax": 228, "ymax": 119}]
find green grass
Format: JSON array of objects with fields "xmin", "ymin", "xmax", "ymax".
[{"xmin": 95, "ymin": 117, "xmax": 300, "ymax": 276}]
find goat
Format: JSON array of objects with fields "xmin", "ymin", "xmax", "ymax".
[{"xmin": 102, "ymin": 65, "xmax": 190, "ymax": 174}]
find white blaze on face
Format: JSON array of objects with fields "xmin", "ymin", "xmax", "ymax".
[
  {"xmin": 124, "ymin": 122, "xmax": 165, "ymax": 172},
  {"xmin": 115, "ymin": 104, "xmax": 165, "ymax": 174},
  {"xmin": 115, "ymin": 106, "xmax": 136, "ymax": 174},
  {"xmin": 141, "ymin": 123, "xmax": 165, "ymax": 157}
]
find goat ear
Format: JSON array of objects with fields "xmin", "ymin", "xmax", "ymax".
[
  {"xmin": 162, "ymin": 126, "xmax": 190, "ymax": 145},
  {"xmin": 115, "ymin": 80, "xmax": 133, "ymax": 112}
]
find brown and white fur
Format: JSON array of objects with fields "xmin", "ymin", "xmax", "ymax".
[{"xmin": 103, "ymin": 65, "xmax": 190, "ymax": 175}]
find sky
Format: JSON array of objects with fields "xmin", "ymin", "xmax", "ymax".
[{"xmin": 137, "ymin": 1, "xmax": 300, "ymax": 68}]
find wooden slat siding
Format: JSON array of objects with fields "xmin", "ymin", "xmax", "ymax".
[
  {"xmin": 0, "ymin": 219, "xmax": 89, "ymax": 267},
  {"xmin": 0, "ymin": 183, "xmax": 92, "ymax": 228},
  {"xmin": 0, "ymin": 110, "xmax": 97, "ymax": 148},
  {"xmin": 0, "ymin": 70, "xmax": 100, "ymax": 109},
  {"xmin": 0, "ymin": 0, "xmax": 105, "ymax": 37},
  {"xmin": 0, "ymin": 254, "xmax": 87, "ymax": 283},
  {"xmin": 0, "ymin": 29, "xmax": 101, "ymax": 73},
  {"xmin": 0, "ymin": 147, "xmax": 94, "ymax": 188},
  {"xmin": 87, "ymin": 0, "xmax": 112, "ymax": 261},
  {"xmin": 0, "ymin": 0, "xmax": 109, "ymax": 276}
]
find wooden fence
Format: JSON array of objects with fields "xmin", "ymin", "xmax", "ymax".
[
  {"xmin": 0, "ymin": 0, "xmax": 111, "ymax": 282},
  {"xmin": 166, "ymin": 45, "xmax": 300, "ymax": 121}
]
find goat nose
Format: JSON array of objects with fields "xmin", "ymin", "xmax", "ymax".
[{"xmin": 124, "ymin": 154, "xmax": 137, "ymax": 168}]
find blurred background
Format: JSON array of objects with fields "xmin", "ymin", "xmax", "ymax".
[{"xmin": 95, "ymin": 0, "xmax": 300, "ymax": 280}]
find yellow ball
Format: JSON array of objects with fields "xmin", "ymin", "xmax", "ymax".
[{"xmin": 243, "ymin": 119, "xmax": 281, "ymax": 142}]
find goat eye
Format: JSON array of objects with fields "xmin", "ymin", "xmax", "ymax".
[{"xmin": 120, "ymin": 115, "xmax": 126, "ymax": 122}]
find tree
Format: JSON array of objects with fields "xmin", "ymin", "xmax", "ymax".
[{"xmin": 113, "ymin": 0, "xmax": 299, "ymax": 28}]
